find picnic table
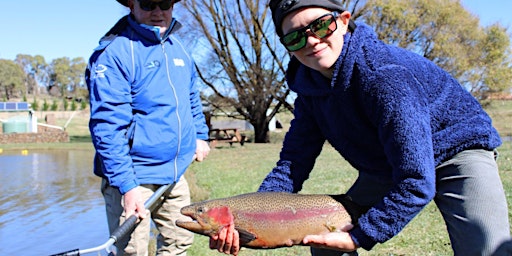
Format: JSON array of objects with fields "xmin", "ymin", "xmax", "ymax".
[{"xmin": 208, "ymin": 127, "xmax": 245, "ymax": 147}]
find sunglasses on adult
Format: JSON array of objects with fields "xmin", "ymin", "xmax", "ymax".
[
  {"xmin": 280, "ymin": 12, "xmax": 340, "ymax": 52},
  {"xmin": 137, "ymin": 0, "xmax": 174, "ymax": 11}
]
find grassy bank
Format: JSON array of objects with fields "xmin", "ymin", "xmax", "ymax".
[{"xmin": 2, "ymin": 100, "xmax": 512, "ymax": 255}]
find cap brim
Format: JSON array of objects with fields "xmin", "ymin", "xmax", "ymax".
[
  {"xmin": 116, "ymin": 0, "xmax": 128, "ymax": 6},
  {"xmin": 116, "ymin": 0, "xmax": 182, "ymax": 6}
]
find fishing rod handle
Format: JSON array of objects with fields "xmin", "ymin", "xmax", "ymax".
[
  {"xmin": 49, "ymin": 248, "xmax": 80, "ymax": 256},
  {"xmin": 110, "ymin": 183, "xmax": 174, "ymax": 241},
  {"xmin": 110, "ymin": 214, "xmax": 138, "ymax": 242}
]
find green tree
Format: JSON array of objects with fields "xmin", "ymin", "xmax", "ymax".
[
  {"xmin": 42, "ymin": 99, "xmax": 49, "ymax": 111},
  {"xmin": 51, "ymin": 99, "xmax": 58, "ymax": 111},
  {"xmin": 80, "ymin": 100, "xmax": 87, "ymax": 110},
  {"xmin": 63, "ymin": 98, "xmax": 69, "ymax": 111},
  {"xmin": 0, "ymin": 59, "xmax": 26, "ymax": 100},
  {"xmin": 48, "ymin": 57, "xmax": 86, "ymax": 97},
  {"xmin": 361, "ymin": 0, "xmax": 512, "ymax": 98},
  {"xmin": 32, "ymin": 97, "xmax": 39, "ymax": 111},
  {"xmin": 71, "ymin": 100, "xmax": 77, "ymax": 111},
  {"xmin": 15, "ymin": 54, "xmax": 49, "ymax": 96},
  {"xmin": 471, "ymin": 24, "xmax": 512, "ymax": 99}
]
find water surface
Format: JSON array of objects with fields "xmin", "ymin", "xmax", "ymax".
[{"xmin": 0, "ymin": 149, "xmax": 110, "ymax": 255}]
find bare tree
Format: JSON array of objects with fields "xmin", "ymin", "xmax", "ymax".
[
  {"xmin": 175, "ymin": 0, "xmax": 367, "ymax": 142},
  {"xmin": 177, "ymin": 0, "xmax": 292, "ymax": 143}
]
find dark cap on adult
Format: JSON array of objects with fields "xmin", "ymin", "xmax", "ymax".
[
  {"xmin": 116, "ymin": 0, "xmax": 181, "ymax": 7},
  {"xmin": 116, "ymin": 0, "xmax": 129, "ymax": 6},
  {"xmin": 269, "ymin": 0, "xmax": 345, "ymax": 36}
]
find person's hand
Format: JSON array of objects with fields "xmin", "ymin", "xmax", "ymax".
[
  {"xmin": 194, "ymin": 139, "xmax": 210, "ymax": 162},
  {"xmin": 123, "ymin": 186, "xmax": 149, "ymax": 220},
  {"xmin": 209, "ymin": 220, "xmax": 240, "ymax": 255},
  {"xmin": 303, "ymin": 223, "xmax": 358, "ymax": 252}
]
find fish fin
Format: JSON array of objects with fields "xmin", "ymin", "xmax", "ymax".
[
  {"xmin": 324, "ymin": 223, "xmax": 339, "ymax": 232},
  {"xmin": 236, "ymin": 228, "xmax": 257, "ymax": 244}
]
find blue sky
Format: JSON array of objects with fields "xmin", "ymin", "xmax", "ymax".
[{"xmin": 0, "ymin": 0, "xmax": 510, "ymax": 62}]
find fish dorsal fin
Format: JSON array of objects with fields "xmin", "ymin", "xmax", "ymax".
[{"xmin": 236, "ymin": 228, "xmax": 257, "ymax": 244}]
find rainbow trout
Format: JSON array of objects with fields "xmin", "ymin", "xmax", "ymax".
[{"xmin": 175, "ymin": 192, "xmax": 365, "ymax": 249}]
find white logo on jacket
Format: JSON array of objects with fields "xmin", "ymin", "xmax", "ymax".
[
  {"xmin": 94, "ymin": 64, "xmax": 107, "ymax": 78},
  {"xmin": 173, "ymin": 58, "xmax": 185, "ymax": 67},
  {"xmin": 145, "ymin": 61, "xmax": 160, "ymax": 69}
]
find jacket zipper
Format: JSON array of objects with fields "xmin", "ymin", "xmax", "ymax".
[{"xmin": 162, "ymin": 42, "xmax": 181, "ymax": 182}]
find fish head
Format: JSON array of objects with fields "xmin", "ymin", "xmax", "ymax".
[{"xmin": 176, "ymin": 202, "xmax": 234, "ymax": 236}]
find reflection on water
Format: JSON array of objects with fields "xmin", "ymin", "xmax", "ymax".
[{"xmin": 0, "ymin": 149, "xmax": 109, "ymax": 255}]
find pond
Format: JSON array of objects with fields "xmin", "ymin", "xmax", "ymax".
[{"xmin": 0, "ymin": 149, "xmax": 110, "ymax": 255}]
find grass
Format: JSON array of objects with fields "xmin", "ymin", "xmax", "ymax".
[
  {"xmin": 2, "ymin": 100, "xmax": 512, "ymax": 255},
  {"xmin": 484, "ymin": 100, "xmax": 512, "ymax": 137}
]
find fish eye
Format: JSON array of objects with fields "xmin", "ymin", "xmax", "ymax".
[{"xmin": 197, "ymin": 206, "xmax": 204, "ymax": 214}]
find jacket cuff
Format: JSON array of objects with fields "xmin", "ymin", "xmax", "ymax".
[
  {"xmin": 350, "ymin": 226, "xmax": 377, "ymax": 251},
  {"xmin": 119, "ymin": 180, "xmax": 139, "ymax": 195},
  {"xmin": 196, "ymin": 133, "xmax": 209, "ymax": 141},
  {"xmin": 258, "ymin": 160, "xmax": 294, "ymax": 192}
]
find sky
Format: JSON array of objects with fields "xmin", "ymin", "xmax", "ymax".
[{"xmin": 0, "ymin": 0, "xmax": 511, "ymax": 62}]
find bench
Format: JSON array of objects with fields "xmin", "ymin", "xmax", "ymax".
[{"xmin": 208, "ymin": 128, "xmax": 246, "ymax": 147}]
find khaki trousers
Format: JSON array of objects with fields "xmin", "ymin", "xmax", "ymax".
[{"xmin": 102, "ymin": 176, "xmax": 194, "ymax": 256}]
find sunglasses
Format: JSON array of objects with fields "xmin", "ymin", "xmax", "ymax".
[
  {"xmin": 137, "ymin": 0, "xmax": 173, "ymax": 11},
  {"xmin": 280, "ymin": 12, "xmax": 339, "ymax": 52}
]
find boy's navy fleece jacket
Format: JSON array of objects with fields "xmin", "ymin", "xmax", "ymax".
[{"xmin": 258, "ymin": 23, "xmax": 501, "ymax": 249}]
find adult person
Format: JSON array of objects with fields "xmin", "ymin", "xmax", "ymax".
[
  {"xmin": 85, "ymin": 0, "xmax": 210, "ymax": 255},
  {"xmin": 209, "ymin": 0, "xmax": 511, "ymax": 255}
]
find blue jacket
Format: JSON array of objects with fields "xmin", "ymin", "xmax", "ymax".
[
  {"xmin": 86, "ymin": 15, "xmax": 209, "ymax": 194},
  {"xmin": 258, "ymin": 23, "xmax": 501, "ymax": 249}
]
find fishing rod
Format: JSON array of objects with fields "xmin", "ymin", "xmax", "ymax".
[{"xmin": 50, "ymin": 183, "xmax": 176, "ymax": 256}]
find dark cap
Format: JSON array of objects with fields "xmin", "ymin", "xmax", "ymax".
[
  {"xmin": 270, "ymin": 0, "xmax": 345, "ymax": 36},
  {"xmin": 116, "ymin": 0, "xmax": 181, "ymax": 7},
  {"xmin": 116, "ymin": 0, "xmax": 129, "ymax": 6}
]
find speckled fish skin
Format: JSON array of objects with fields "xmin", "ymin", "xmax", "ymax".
[{"xmin": 176, "ymin": 192, "xmax": 364, "ymax": 249}]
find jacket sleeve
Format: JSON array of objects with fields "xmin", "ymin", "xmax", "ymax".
[
  {"xmin": 87, "ymin": 50, "xmax": 138, "ymax": 194},
  {"xmin": 258, "ymin": 96, "xmax": 325, "ymax": 193},
  {"xmin": 350, "ymin": 66, "xmax": 437, "ymax": 250},
  {"xmin": 189, "ymin": 63, "xmax": 209, "ymax": 141}
]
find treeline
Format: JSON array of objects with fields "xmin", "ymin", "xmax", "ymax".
[
  {"xmin": 1, "ymin": 0, "xmax": 511, "ymax": 143},
  {"xmin": 0, "ymin": 55, "xmax": 88, "ymax": 104}
]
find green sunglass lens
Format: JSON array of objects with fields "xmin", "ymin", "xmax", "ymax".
[
  {"xmin": 282, "ymin": 32, "xmax": 306, "ymax": 51},
  {"xmin": 311, "ymin": 17, "xmax": 333, "ymax": 38},
  {"xmin": 281, "ymin": 12, "xmax": 338, "ymax": 51}
]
